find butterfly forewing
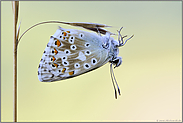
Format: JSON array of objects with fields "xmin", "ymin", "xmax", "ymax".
[{"xmin": 38, "ymin": 27, "xmax": 110, "ymax": 82}]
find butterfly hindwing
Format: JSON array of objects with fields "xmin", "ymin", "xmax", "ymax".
[{"xmin": 38, "ymin": 27, "xmax": 110, "ymax": 82}]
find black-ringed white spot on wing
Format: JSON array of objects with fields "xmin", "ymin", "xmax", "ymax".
[
  {"xmin": 84, "ymin": 63, "xmax": 91, "ymax": 69},
  {"xmin": 74, "ymin": 63, "xmax": 80, "ymax": 68},
  {"xmin": 70, "ymin": 36, "xmax": 74, "ymax": 39},
  {"xmin": 69, "ymin": 36, "xmax": 75, "ymax": 44},
  {"xmin": 85, "ymin": 50, "xmax": 91, "ymax": 56},
  {"xmin": 64, "ymin": 49, "xmax": 70, "ymax": 55},
  {"xmin": 85, "ymin": 43, "xmax": 90, "ymax": 47},
  {"xmin": 61, "ymin": 56, "xmax": 67, "ymax": 61},
  {"xmin": 62, "ymin": 61, "xmax": 69, "ymax": 66},
  {"xmin": 70, "ymin": 45, "xmax": 77, "ymax": 50},
  {"xmin": 91, "ymin": 58, "xmax": 97, "ymax": 65},
  {"xmin": 79, "ymin": 33, "xmax": 84, "ymax": 38}
]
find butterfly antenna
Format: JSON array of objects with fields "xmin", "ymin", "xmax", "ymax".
[
  {"xmin": 111, "ymin": 64, "xmax": 121, "ymax": 96},
  {"xmin": 117, "ymin": 27, "xmax": 134, "ymax": 47},
  {"xmin": 110, "ymin": 63, "xmax": 118, "ymax": 99},
  {"xmin": 117, "ymin": 27, "xmax": 123, "ymax": 44}
]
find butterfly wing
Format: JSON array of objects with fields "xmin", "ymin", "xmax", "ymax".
[{"xmin": 38, "ymin": 27, "xmax": 111, "ymax": 82}]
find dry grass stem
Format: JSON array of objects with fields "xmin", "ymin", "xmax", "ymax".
[{"xmin": 12, "ymin": 1, "xmax": 19, "ymax": 122}]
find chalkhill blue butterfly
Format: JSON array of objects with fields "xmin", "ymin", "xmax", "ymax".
[{"xmin": 38, "ymin": 22, "xmax": 134, "ymax": 99}]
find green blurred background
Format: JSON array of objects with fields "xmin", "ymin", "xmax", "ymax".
[{"xmin": 1, "ymin": 1, "xmax": 182, "ymax": 122}]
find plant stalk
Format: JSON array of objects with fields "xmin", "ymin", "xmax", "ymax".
[{"xmin": 12, "ymin": 1, "xmax": 19, "ymax": 122}]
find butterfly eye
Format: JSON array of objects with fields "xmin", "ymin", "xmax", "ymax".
[
  {"xmin": 64, "ymin": 49, "xmax": 70, "ymax": 54},
  {"xmin": 84, "ymin": 63, "xmax": 91, "ymax": 69},
  {"xmin": 74, "ymin": 63, "xmax": 80, "ymax": 68},
  {"xmin": 85, "ymin": 43, "xmax": 90, "ymax": 47},
  {"xmin": 79, "ymin": 33, "xmax": 84, "ymax": 38},
  {"xmin": 70, "ymin": 45, "xmax": 77, "ymax": 50},
  {"xmin": 85, "ymin": 50, "xmax": 91, "ymax": 56},
  {"xmin": 91, "ymin": 58, "xmax": 97, "ymax": 65}
]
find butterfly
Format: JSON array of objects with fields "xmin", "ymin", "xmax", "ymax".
[{"xmin": 38, "ymin": 22, "xmax": 134, "ymax": 99}]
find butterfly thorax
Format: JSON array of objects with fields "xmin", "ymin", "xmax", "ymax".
[
  {"xmin": 108, "ymin": 38, "xmax": 122, "ymax": 68},
  {"xmin": 100, "ymin": 32, "xmax": 121, "ymax": 68}
]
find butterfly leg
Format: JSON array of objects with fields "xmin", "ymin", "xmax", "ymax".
[{"xmin": 110, "ymin": 63, "xmax": 121, "ymax": 99}]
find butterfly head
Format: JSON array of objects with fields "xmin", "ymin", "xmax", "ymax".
[{"xmin": 107, "ymin": 27, "xmax": 134, "ymax": 68}]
